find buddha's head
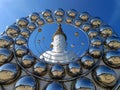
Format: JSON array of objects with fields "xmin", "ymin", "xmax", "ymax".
[{"xmin": 51, "ymin": 24, "xmax": 67, "ymax": 52}]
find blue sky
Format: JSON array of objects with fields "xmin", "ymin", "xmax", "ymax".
[
  {"xmin": 0, "ymin": 0, "xmax": 120, "ymax": 57},
  {"xmin": 0, "ymin": 0, "xmax": 120, "ymax": 35}
]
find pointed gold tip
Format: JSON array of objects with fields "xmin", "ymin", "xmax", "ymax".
[
  {"xmin": 57, "ymin": 24, "xmax": 62, "ymax": 32},
  {"xmin": 52, "ymin": 24, "xmax": 67, "ymax": 40}
]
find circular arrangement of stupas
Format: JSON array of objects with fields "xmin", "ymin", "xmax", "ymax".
[{"xmin": 0, "ymin": 9, "xmax": 120, "ymax": 90}]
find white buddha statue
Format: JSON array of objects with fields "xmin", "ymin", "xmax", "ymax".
[{"xmin": 40, "ymin": 24, "xmax": 78, "ymax": 63}]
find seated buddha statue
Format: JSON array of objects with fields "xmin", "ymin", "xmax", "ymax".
[{"xmin": 40, "ymin": 24, "xmax": 78, "ymax": 63}]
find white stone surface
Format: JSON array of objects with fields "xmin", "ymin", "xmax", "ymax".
[{"xmin": 40, "ymin": 34, "xmax": 78, "ymax": 63}]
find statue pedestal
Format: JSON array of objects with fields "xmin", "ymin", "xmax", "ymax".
[{"xmin": 40, "ymin": 50, "xmax": 78, "ymax": 63}]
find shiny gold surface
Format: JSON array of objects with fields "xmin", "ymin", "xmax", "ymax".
[
  {"xmin": 16, "ymin": 37, "xmax": 26, "ymax": 45},
  {"xmin": 30, "ymin": 13, "xmax": 39, "ymax": 22},
  {"xmin": 46, "ymin": 17, "xmax": 54, "ymax": 23},
  {"xmin": 68, "ymin": 13, "xmax": 76, "ymax": 17},
  {"xmin": 6, "ymin": 28, "xmax": 19, "ymax": 38},
  {"xmin": 15, "ymin": 86, "xmax": 34, "ymax": 90},
  {"xmin": 34, "ymin": 68, "xmax": 45, "ymax": 73},
  {"xmin": 84, "ymin": 60, "xmax": 94, "ymax": 67},
  {"xmin": 92, "ymin": 41, "xmax": 102, "ymax": 46},
  {"xmin": 16, "ymin": 40, "xmax": 25, "ymax": 45},
  {"xmin": 0, "ymin": 40, "xmax": 9, "ymax": 48},
  {"xmin": 108, "ymin": 57, "xmax": 120, "ymax": 65},
  {"xmin": 0, "ymin": 71, "xmax": 14, "ymax": 81},
  {"xmin": 27, "ymin": 23, "xmax": 36, "ymax": 31},
  {"xmin": 56, "ymin": 17, "xmax": 63, "ymax": 23},
  {"xmin": 108, "ymin": 41, "xmax": 120, "ymax": 49},
  {"xmin": 90, "ymin": 50, "xmax": 101, "ymax": 58},
  {"xmin": 0, "ymin": 49, "xmax": 13, "ymax": 65},
  {"xmin": 21, "ymin": 30, "xmax": 30, "ymax": 38},
  {"xmin": 55, "ymin": 11, "xmax": 64, "ymax": 16},
  {"xmin": 43, "ymin": 13, "xmax": 51, "ymax": 17},
  {"xmin": 42, "ymin": 10, "xmax": 52, "ymax": 17},
  {"xmin": 0, "ymin": 55, "xmax": 8, "ymax": 62},
  {"xmin": 37, "ymin": 18, "xmax": 44, "ymax": 26},
  {"xmin": 52, "ymin": 71, "xmax": 63, "ymax": 76},
  {"xmin": 98, "ymin": 74, "xmax": 116, "ymax": 84},
  {"xmin": 65, "ymin": 17, "xmax": 73, "ymax": 23},
  {"xmin": 16, "ymin": 50, "xmax": 25, "ymax": 56},
  {"xmin": 74, "ymin": 20, "xmax": 82, "ymax": 27},
  {"xmin": 88, "ymin": 32, "xmax": 98, "ymax": 38},
  {"xmin": 16, "ymin": 50, "xmax": 27, "ymax": 57},
  {"xmin": 31, "ymin": 15, "xmax": 38, "ymax": 21},
  {"xmin": 83, "ymin": 26, "xmax": 90, "ymax": 32},
  {"xmin": 82, "ymin": 24, "xmax": 91, "ymax": 32},
  {"xmin": 70, "ymin": 68, "xmax": 80, "ymax": 74},
  {"xmin": 81, "ymin": 15, "xmax": 88, "ymax": 21},
  {"xmin": 17, "ymin": 20, "xmax": 28, "ymax": 28},
  {"xmin": 91, "ymin": 20, "xmax": 101, "ymax": 28},
  {"xmin": 22, "ymin": 60, "xmax": 32, "ymax": 67},
  {"xmin": 102, "ymin": 30, "xmax": 112, "ymax": 36}
]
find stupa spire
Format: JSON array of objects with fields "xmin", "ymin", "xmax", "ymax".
[{"xmin": 52, "ymin": 24, "xmax": 67, "ymax": 40}]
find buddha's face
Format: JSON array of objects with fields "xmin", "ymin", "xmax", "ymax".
[{"xmin": 52, "ymin": 34, "xmax": 66, "ymax": 52}]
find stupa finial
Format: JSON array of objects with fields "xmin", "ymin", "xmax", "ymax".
[{"xmin": 52, "ymin": 24, "xmax": 67, "ymax": 40}]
